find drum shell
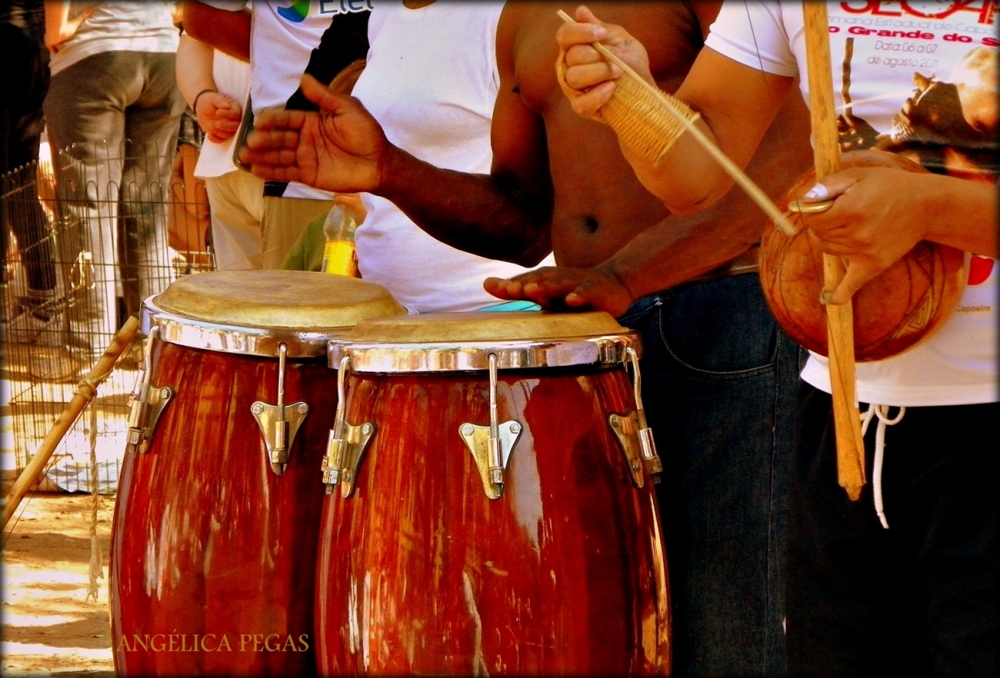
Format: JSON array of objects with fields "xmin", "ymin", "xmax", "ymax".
[
  {"xmin": 759, "ymin": 150, "xmax": 968, "ymax": 361},
  {"xmin": 316, "ymin": 366, "xmax": 670, "ymax": 676},
  {"xmin": 110, "ymin": 338, "xmax": 336, "ymax": 676}
]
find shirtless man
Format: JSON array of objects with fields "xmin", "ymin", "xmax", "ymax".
[{"xmin": 242, "ymin": 3, "xmax": 813, "ymax": 675}]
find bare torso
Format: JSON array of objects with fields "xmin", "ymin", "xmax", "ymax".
[{"xmin": 499, "ymin": 2, "xmax": 813, "ymax": 271}]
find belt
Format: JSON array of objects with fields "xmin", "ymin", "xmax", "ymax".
[{"xmin": 690, "ymin": 244, "xmax": 759, "ymax": 284}]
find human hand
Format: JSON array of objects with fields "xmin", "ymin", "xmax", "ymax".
[
  {"xmin": 484, "ymin": 265, "xmax": 632, "ymax": 317},
  {"xmin": 239, "ymin": 74, "xmax": 390, "ymax": 193},
  {"xmin": 333, "ymin": 192, "xmax": 367, "ymax": 224},
  {"xmin": 555, "ymin": 5, "xmax": 652, "ymax": 123},
  {"xmin": 45, "ymin": 6, "xmax": 95, "ymax": 54},
  {"xmin": 195, "ymin": 92, "xmax": 242, "ymax": 144},
  {"xmin": 799, "ymin": 166, "xmax": 931, "ymax": 305}
]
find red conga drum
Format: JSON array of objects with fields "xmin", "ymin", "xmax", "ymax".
[
  {"xmin": 316, "ymin": 311, "xmax": 671, "ymax": 676},
  {"xmin": 110, "ymin": 271, "xmax": 404, "ymax": 676}
]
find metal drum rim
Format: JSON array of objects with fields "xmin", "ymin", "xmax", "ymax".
[
  {"xmin": 327, "ymin": 332, "xmax": 642, "ymax": 372},
  {"xmin": 141, "ymin": 295, "xmax": 351, "ymax": 358}
]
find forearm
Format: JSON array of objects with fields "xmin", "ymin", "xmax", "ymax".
[
  {"xmin": 377, "ymin": 146, "xmax": 553, "ymax": 267},
  {"xmin": 922, "ymin": 174, "xmax": 997, "ymax": 258},
  {"xmin": 43, "ymin": 1, "xmax": 72, "ymax": 49},
  {"xmin": 176, "ymin": 35, "xmax": 217, "ymax": 107},
  {"xmin": 619, "ymin": 115, "xmax": 737, "ymax": 216},
  {"xmin": 183, "ymin": 1, "xmax": 250, "ymax": 62},
  {"xmin": 603, "ymin": 208, "xmax": 760, "ymax": 302}
]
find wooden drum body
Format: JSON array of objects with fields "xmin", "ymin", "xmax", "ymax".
[
  {"xmin": 110, "ymin": 271, "xmax": 404, "ymax": 677},
  {"xmin": 317, "ymin": 312, "xmax": 670, "ymax": 676}
]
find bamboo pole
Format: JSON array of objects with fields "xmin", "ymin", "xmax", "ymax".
[
  {"xmin": 2, "ymin": 316, "xmax": 141, "ymax": 531},
  {"xmin": 802, "ymin": 2, "xmax": 866, "ymax": 500}
]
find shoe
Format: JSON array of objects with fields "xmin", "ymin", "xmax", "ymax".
[{"xmin": 27, "ymin": 347, "xmax": 90, "ymax": 382}]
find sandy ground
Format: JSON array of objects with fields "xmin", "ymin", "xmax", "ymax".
[{"xmin": 1, "ymin": 492, "xmax": 115, "ymax": 677}]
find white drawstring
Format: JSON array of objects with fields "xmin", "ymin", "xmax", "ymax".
[{"xmin": 859, "ymin": 404, "xmax": 906, "ymax": 529}]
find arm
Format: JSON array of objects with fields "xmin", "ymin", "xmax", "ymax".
[
  {"xmin": 486, "ymin": 69, "xmax": 816, "ymax": 316},
  {"xmin": 485, "ymin": 205, "xmax": 761, "ymax": 317},
  {"xmin": 801, "ymin": 169, "xmax": 998, "ymax": 304},
  {"xmin": 176, "ymin": 35, "xmax": 243, "ymax": 144},
  {"xmin": 556, "ymin": 5, "xmax": 791, "ymax": 215},
  {"xmin": 44, "ymin": 2, "xmax": 94, "ymax": 53},
  {"xmin": 242, "ymin": 74, "xmax": 552, "ymax": 266},
  {"xmin": 183, "ymin": 0, "xmax": 250, "ymax": 63},
  {"xmin": 379, "ymin": 7, "xmax": 553, "ymax": 266}
]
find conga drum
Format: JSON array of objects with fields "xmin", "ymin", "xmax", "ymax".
[
  {"xmin": 110, "ymin": 271, "xmax": 405, "ymax": 676},
  {"xmin": 316, "ymin": 311, "xmax": 671, "ymax": 676}
]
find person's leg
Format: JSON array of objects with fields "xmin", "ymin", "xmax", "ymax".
[
  {"xmin": 260, "ymin": 195, "xmax": 333, "ymax": 269},
  {"xmin": 204, "ymin": 170, "xmax": 265, "ymax": 270},
  {"xmin": 44, "ymin": 52, "xmax": 131, "ymax": 360},
  {"xmin": 2, "ymin": 23, "xmax": 57, "ymax": 304},
  {"xmin": 910, "ymin": 404, "xmax": 997, "ymax": 677},
  {"xmin": 119, "ymin": 50, "xmax": 184, "ymax": 315},
  {"xmin": 620, "ymin": 273, "xmax": 801, "ymax": 677},
  {"xmin": 786, "ymin": 394, "xmax": 997, "ymax": 677}
]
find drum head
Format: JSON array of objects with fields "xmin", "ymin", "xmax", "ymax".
[
  {"xmin": 154, "ymin": 270, "xmax": 404, "ymax": 328},
  {"xmin": 145, "ymin": 271, "xmax": 406, "ymax": 357},
  {"xmin": 331, "ymin": 311, "xmax": 640, "ymax": 372}
]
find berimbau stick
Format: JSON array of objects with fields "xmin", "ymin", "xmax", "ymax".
[
  {"xmin": 557, "ymin": 6, "xmax": 867, "ymax": 500},
  {"xmin": 802, "ymin": 2, "xmax": 866, "ymax": 500}
]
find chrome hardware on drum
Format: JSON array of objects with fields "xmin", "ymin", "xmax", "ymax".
[
  {"xmin": 110, "ymin": 270, "xmax": 404, "ymax": 677},
  {"xmin": 317, "ymin": 311, "xmax": 671, "ymax": 676}
]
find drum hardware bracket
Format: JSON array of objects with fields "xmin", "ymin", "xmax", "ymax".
[
  {"xmin": 459, "ymin": 420, "xmax": 521, "ymax": 500},
  {"xmin": 322, "ymin": 421, "xmax": 375, "ymax": 497},
  {"xmin": 612, "ymin": 347, "xmax": 663, "ymax": 486},
  {"xmin": 459, "ymin": 353, "xmax": 523, "ymax": 500},
  {"xmin": 609, "ymin": 412, "xmax": 648, "ymax": 488},
  {"xmin": 126, "ymin": 327, "xmax": 174, "ymax": 455},
  {"xmin": 322, "ymin": 355, "xmax": 376, "ymax": 497},
  {"xmin": 252, "ymin": 343, "xmax": 309, "ymax": 475}
]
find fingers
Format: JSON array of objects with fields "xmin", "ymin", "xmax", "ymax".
[
  {"xmin": 239, "ymin": 133, "xmax": 304, "ymax": 182},
  {"xmin": 244, "ymin": 128, "xmax": 302, "ymax": 153},
  {"xmin": 300, "ymin": 73, "xmax": 355, "ymax": 114},
  {"xmin": 239, "ymin": 150, "xmax": 303, "ymax": 183},
  {"xmin": 801, "ymin": 170, "xmax": 862, "ymax": 204},
  {"xmin": 485, "ymin": 268, "xmax": 631, "ymax": 313},
  {"xmin": 252, "ymin": 108, "xmax": 308, "ymax": 133},
  {"xmin": 485, "ymin": 270, "xmax": 576, "ymax": 306},
  {"xmin": 555, "ymin": 6, "xmax": 609, "ymax": 51},
  {"xmin": 827, "ymin": 260, "xmax": 880, "ymax": 305},
  {"xmin": 484, "ymin": 277, "xmax": 526, "ymax": 301}
]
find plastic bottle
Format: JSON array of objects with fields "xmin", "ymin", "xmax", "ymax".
[{"xmin": 320, "ymin": 203, "xmax": 359, "ymax": 277}]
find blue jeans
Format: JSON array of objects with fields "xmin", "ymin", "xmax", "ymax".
[{"xmin": 619, "ymin": 274, "xmax": 804, "ymax": 677}]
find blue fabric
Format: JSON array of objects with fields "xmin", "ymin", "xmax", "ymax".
[
  {"xmin": 619, "ymin": 273, "xmax": 804, "ymax": 677},
  {"xmin": 480, "ymin": 300, "xmax": 542, "ymax": 312}
]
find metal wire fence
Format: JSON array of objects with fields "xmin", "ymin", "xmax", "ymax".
[{"xmin": 1, "ymin": 138, "xmax": 214, "ymax": 493}]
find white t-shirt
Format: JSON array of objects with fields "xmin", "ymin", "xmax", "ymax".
[
  {"xmin": 706, "ymin": 1, "xmax": 997, "ymax": 407},
  {"xmin": 193, "ymin": 50, "xmax": 251, "ymax": 180},
  {"xmin": 202, "ymin": 0, "xmax": 370, "ymax": 199},
  {"xmin": 49, "ymin": 1, "xmax": 179, "ymax": 77},
  {"xmin": 350, "ymin": 0, "xmax": 554, "ymax": 314}
]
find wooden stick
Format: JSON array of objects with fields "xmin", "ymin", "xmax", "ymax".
[
  {"xmin": 557, "ymin": 9, "xmax": 800, "ymax": 238},
  {"xmin": 1, "ymin": 316, "xmax": 141, "ymax": 531},
  {"xmin": 802, "ymin": 2, "xmax": 866, "ymax": 501}
]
